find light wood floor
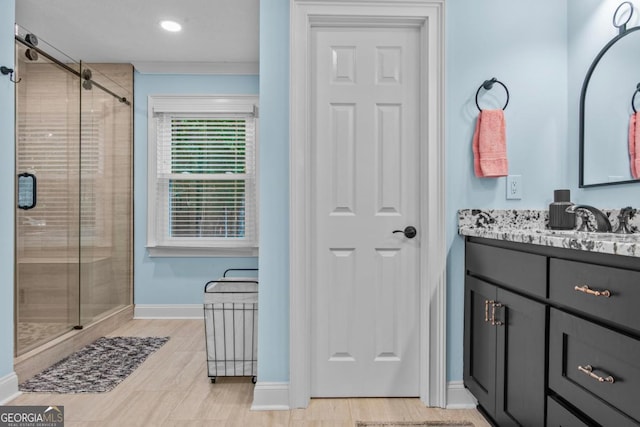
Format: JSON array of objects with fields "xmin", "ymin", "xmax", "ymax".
[{"xmin": 9, "ymin": 319, "xmax": 491, "ymax": 427}]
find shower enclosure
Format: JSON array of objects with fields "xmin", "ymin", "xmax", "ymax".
[{"xmin": 14, "ymin": 27, "xmax": 133, "ymax": 356}]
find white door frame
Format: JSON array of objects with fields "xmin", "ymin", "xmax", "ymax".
[{"xmin": 289, "ymin": 0, "xmax": 446, "ymax": 408}]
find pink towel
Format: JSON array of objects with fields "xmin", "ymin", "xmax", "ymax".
[
  {"xmin": 630, "ymin": 112, "xmax": 640, "ymax": 179},
  {"xmin": 473, "ymin": 109, "xmax": 508, "ymax": 177}
]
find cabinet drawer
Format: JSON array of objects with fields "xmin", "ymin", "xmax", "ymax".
[
  {"xmin": 550, "ymin": 258, "xmax": 640, "ymax": 333},
  {"xmin": 465, "ymin": 241, "xmax": 546, "ymax": 298},
  {"xmin": 547, "ymin": 397, "xmax": 591, "ymax": 427},
  {"xmin": 549, "ymin": 309, "xmax": 640, "ymax": 426}
]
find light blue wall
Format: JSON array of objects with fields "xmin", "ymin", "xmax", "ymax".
[
  {"xmin": 256, "ymin": 0, "xmax": 290, "ymax": 383},
  {"xmin": 0, "ymin": 0, "xmax": 15, "ymax": 379},
  {"xmin": 133, "ymin": 74, "xmax": 259, "ymax": 305},
  {"xmin": 254, "ymin": 0, "xmax": 638, "ymax": 385},
  {"xmin": 446, "ymin": 0, "xmax": 640, "ymax": 382},
  {"xmin": 446, "ymin": 0, "xmax": 569, "ymax": 380}
]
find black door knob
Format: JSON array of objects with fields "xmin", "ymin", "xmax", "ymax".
[{"xmin": 393, "ymin": 226, "xmax": 417, "ymax": 239}]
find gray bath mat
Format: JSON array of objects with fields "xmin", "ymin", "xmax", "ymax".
[{"xmin": 19, "ymin": 336, "xmax": 169, "ymax": 393}]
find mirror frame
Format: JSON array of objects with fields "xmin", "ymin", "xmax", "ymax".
[{"xmin": 579, "ymin": 25, "xmax": 640, "ymax": 188}]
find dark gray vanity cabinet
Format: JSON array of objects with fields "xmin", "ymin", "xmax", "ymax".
[
  {"xmin": 464, "ymin": 237, "xmax": 640, "ymax": 427},
  {"xmin": 464, "ymin": 243, "xmax": 546, "ymax": 427}
]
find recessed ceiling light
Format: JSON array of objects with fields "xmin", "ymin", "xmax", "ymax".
[{"xmin": 160, "ymin": 20, "xmax": 182, "ymax": 32}]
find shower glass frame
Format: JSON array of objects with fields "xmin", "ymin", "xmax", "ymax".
[{"xmin": 13, "ymin": 27, "xmax": 133, "ymax": 357}]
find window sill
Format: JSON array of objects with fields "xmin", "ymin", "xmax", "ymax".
[{"xmin": 146, "ymin": 246, "xmax": 259, "ymax": 258}]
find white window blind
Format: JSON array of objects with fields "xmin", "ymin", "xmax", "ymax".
[{"xmin": 148, "ymin": 96, "xmax": 258, "ymax": 254}]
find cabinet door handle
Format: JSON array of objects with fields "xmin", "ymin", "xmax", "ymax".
[
  {"xmin": 574, "ymin": 285, "xmax": 611, "ymax": 298},
  {"xmin": 491, "ymin": 302, "xmax": 503, "ymax": 326},
  {"xmin": 578, "ymin": 365, "xmax": 615, "ymax": 384},
  {"xmin": 485, "ymin": 300, "xmax": 492, "ymax": 322}
]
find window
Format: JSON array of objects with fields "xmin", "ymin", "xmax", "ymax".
[{"xmin": 147, "ymin": 95, "xmax": 258, "ymax": 256}]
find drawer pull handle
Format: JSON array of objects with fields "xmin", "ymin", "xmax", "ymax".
[
  {"xmin": 485, "ymin": 300, "xmax": 491, "ymax": 322},
  {"xmin": 578, "ymin": 365, "xmax": 615, "ymax": 384},
  {"xmin": 574, "ymin": 285, "xmax": 611, "ymax": 298},
  {"xmin": 491, "ymin": 302, "xmax": 503, "ymax": 326}
]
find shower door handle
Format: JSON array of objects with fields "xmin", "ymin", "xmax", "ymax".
[{"xmin": 17, "ymin": 172, "xmax": 37, "ymax": 210}]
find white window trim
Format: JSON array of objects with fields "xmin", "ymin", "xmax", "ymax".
[{"xmin": 147, "ymin": 94, "xmax": 259, "ymax": 258}]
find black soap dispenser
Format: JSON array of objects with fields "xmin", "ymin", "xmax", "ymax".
[{"xmin": 549, "ymin": 189, "xmax": 575, "ymax": 230}]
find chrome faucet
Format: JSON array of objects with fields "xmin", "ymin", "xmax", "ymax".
[{"xmin": 565, "ymin": 205, "xmax": 612, "ymax": 232}]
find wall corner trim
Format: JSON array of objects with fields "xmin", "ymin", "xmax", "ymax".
[
  {"xmin": 445, "ymin": 381, "xmax": 478, "ymax": 409},
  {"xmin": 0, "ymin": 372, "xmax": 20, "ymax": 405},
  {"xmin": 134, "ymin": 304, "xmax": 204, "ymax": 319},
  {"xmin": 251, "ymin": 382, "xmax": 290, "ymax": 411}
]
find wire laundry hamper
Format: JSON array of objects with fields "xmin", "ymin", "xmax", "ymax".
[{"xmin": 203, "ymin": 268, "xmax": 258, "ymax": 384}]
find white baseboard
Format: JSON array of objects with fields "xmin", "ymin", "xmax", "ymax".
[
  {"xmin": 134, "ymin": 304, "xmax": 204, "ymax": 319},
  {"xmin": 446, "ymin": 381, "xmax": 478, "ymax": 409},
  {"xmin": 249, "ymin": 380, "xmax": 473, "ymax": 410},
  {"xmin": 251, "ymin": 382, "xmax": 290, "ymax": 411},
  {"xmin": 0, "ymin": 372, "xmax": 20, "ymax": 405}
]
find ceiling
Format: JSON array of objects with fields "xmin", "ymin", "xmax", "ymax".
[{"xmin": 15, "ymin": 0, "xmax": 260, "ymax": 74}]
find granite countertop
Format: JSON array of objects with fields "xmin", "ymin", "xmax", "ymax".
[{"xmin": 458, "ymin": 209, "xmax": 640, "ymax": 258}]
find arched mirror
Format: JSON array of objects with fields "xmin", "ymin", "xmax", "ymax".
[{"xmin": 580, "ymin": 2, "xmax": 640, "ymax": 187}]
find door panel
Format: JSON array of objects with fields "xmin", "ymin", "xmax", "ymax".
[
  {"xmin": 311, "ymin": 26, "xmax": 421, "ymax": 397},
  {"xmin": 328, "ymin": 248, "xmax": 356, "ymax": 361},
  {"xmin": 495, "ymin": 287, "xmax": 546, "ymax": 427}
]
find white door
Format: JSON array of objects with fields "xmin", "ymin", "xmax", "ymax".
[{"xmin": 311, "ymin": 26, "xmax": 421, "ymax": 397}]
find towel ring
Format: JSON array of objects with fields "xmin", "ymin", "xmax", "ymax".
[
  {"xmin": 632, "ymin": 83, "xmax": 640, "ymax": 113},
  {"xmin": 475, "ymin": 77, "xmax": 509, "ymax": 111},
  {"xmin": 613, "ymin": 1, "xmax": 634, "ymax": 33}
]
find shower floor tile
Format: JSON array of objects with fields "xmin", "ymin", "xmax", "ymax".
[{"xmin": 17, "ymin": 321, "xmax": 71, "ymax": 354}]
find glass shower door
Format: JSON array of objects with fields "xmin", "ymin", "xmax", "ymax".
[
  {"xmin": 15, "ymin": 39, "xmax": 82, "ymax": 355},
  {"xmin": 78, "ymin": 63, "xmax": 133, "ymax": 326}
]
